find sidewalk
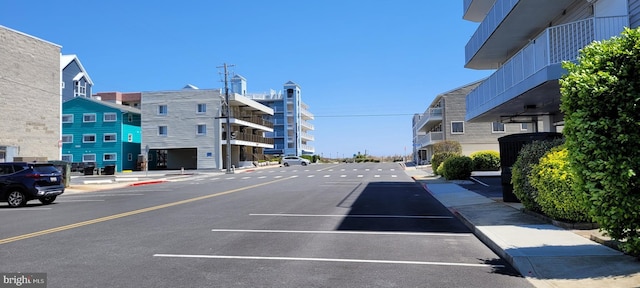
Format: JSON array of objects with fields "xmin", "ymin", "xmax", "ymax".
[{"xmin": 405, "ymin": 166, "xmax": 640, "ymax": 288}]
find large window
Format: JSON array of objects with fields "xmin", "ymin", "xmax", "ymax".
[
  {"xmin": 103, "ymin": 153, "xmax": 117, "ymax": 161},
  {"xmin": 158, "ymin": 105, "xmax": 168, "ymax": 115},
  {"xmin": 104, "ymin": 133, "xmax": 117, "ymax": 142},
  {"xmin": 82, "ymin": 134, "xmax": 96, "ymax": 143},
  {"xmin": 492, "ymin": 122, "xmax": 506, "ymax": 133},
  {"xmin": 61, "ymin": 135, "xmax": 73, "ymax": 143},
  {"xmin": 451, "ymin": 121, "xmax": 464, "ymax": 134},
  {"xmin": 196, "ymin": 124, "xmax": 206, "ymax": 135},
  {"xmin": 197, "ymin": 103, "xmax": 206, "ymax": 114},
  {"xmin": 82, "ymin": 154, "xmax": 96, "ymax": 162},
  {"xmin": 104, "ymin": 113, "xmax": 117, "ymax": 122},
  {"xmin": 61, "ymin": 154, "xmax": 72, "ymax": 162},
  {"xmin": 83, "ymin": 113, "xmax": 96, "ymax": 123},
  {"xmin": 62, "ymin": 114, "xmax": 74, "ymax": 123},
  {"xmin": 158, "ymin": 126, "xmax": 168, "ymax": 136}
]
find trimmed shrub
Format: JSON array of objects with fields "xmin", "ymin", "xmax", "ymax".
[
  {"xmin": 529, "ymin": 146, "xmax": 591, "ymax": 222},
  {"xmin": 433, "ymin": 140, "xmax": 462, "ymax": 155},
  {"xmin": 560, "ymin": 27, "xmax": 640, "ymax": 256},
  {"xmin": 431, "ymin": 152, "xmax": 458, "ymax": 175},
  {"xmin": 511, "ymin": 138, "xmax": 565, "ymax": 212},
  {"xmin": 470, "ymin": 150, "xmax": 500, "ymax": 171},
  {"xmin": 436, "ymin": 162, "xmax": 445, "ymax": 176},
  {"xmin": 441, "ymin": 155, "xmax": 473, "ymax": 180}
]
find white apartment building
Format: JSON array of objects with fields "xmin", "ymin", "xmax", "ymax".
[
  {"xmin": 462, "ymin": 0, "xmax": 636, "ymax": 130},
  {"xmin": 141, "ymin": 86, "xmax": 274, "ymax": 170}
]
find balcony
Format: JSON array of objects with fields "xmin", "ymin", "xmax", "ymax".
[
  {"xmin": 300, "ymin": 132, "xmax": 315, "ymax": 141},
  {"xmin": 414, "ymin": 132, "xmax": 444, "ymax": 149},
  {"xmin": 413, "ymin": 108, "xmax": 442, "ymax": 133},
  {"xmin": 463, "ymin": 0, "xmax": 496, "ymax": 22},
  {"xmin": 465, "ymin": 0, "xmax": 574, "ymax": 69},
  {"xmin": 301, "ymin": 144, "xmax": 315, "ymax": 153},
  {"xmin": 300, "ymin": 107, "xmax": 314, "ymax": 120},
  {"xmin": 265, "ymin": 131, "xmax": 286, "ymax": 138},
  {"xmin": 466, "ymin": 16, "xmax": 628, "ymax": 122},
  {"xmin": 223, "ymin": 132, "xmax": 274, "ymax": 147},
  {"xmin": 301, "ymin": 120, "xmax": 314, "ymax": 130}
]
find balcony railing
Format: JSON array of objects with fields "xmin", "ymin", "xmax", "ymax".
[
  {"xmin": 300, "ymin": 132, "xmax": 315, "ymax": 141},
  {"xmin": 301, "ymin": 120, "xmax": 314, "ymax": 130},
  {"xmin": 414, "ymin": 132, "xmax": 444, "ymax": 148},
  {"xmin": 300, "ymin": 107, "xmax": 314, "ymax": 120},
  {"xmin": 301, "ymin": 144, "xmax": 315, "ymax": 153},
  {"xmin": 265, "ymin": 131, "xmax": 286, "ymax": 138},
  {"xmin": 466, "ymin": 16, "xmax": 628, "ymax": 120},
  {"xmin": 223, "ymin": 132, "xmax": 274, "ymax": 145},
  {"xmin": 413, "ymin": 108, "xmax": 443, "ymax": 131}
]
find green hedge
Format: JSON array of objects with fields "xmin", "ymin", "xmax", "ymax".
[
  {"xmin": 511, "ymin": 139, "xmax": 565, "ymax": 212},
  {"xmin": 470, "ymin": 150, "xmax": 500, "ymax": 171},
  {"xmin": 431, "ymin": 152, "xmax": 458, "ymax": 176},
  {"xmin": 529, "ymin": 146, "xmax": 591, "ymax": 222},
  {"xmin": 441, "ymin": 155, "xmax": 473, "ymax": 180}
]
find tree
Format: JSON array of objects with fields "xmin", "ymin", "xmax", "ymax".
[{"xmin": 560, "ymin": 27, "xmax": 640, "ymax": 256}]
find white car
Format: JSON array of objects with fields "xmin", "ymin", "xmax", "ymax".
[{"xmin": 281, "ymin": 156, "xmax": 310, "ymax": 167}]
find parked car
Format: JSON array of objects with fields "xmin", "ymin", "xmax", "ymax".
[
  {"xmin": 0, "ymin": 162, "xmax": 65, "ymax": 207},
  {"xmin": 281, "ymin": 156, "xmax": 311, "ymax": 167}
]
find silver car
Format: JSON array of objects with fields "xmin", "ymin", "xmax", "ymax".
[{"xmin": 281, "ymin": 156, "xmax": 310, "ymax": 167}]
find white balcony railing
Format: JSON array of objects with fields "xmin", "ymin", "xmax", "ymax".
[
  {"xmin": 300, "ymin": 107, "xmax": 314, "ymax": 120},
  {"xmin": 301, "ymin": 144, "xmax": 315, "ymax": 153},
  {"xmin": 466, "ymin": 16, "xmax": 628, "ymax": 120},
  {"xmin": 300, "ymin": 132, "xmax": 315, "ymax": 141},
  {"xmin": 301, "ymin": 120, "xmax": 314, "ymax": 130},
  {"xmin": 414, "ymin": 132, "xmax": 444, "ymax": 148},
  {"xmin": 413, "ymin": 108, "xmax": 443, "ymax": 131},
  {"xmin": 465, "ymin": 0, "xmax": 519, "ymax": 65}
]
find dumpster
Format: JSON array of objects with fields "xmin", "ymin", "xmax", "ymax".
[
  {"xmin": 102, "ymin": 165, "xmax": 116, "ymax": 175},
  {"xmin": 49, "ymin": 160, "xmax": 71, "ymax": 187},
  {"xmin": 84, "ymin": 166, "xmax": 95, "ymax": 176},
  {"xmin": 498, "ymin": 132, "xmax": 563, "ymax": 202}
]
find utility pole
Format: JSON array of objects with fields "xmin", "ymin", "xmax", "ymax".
[{"xmin": 218, "ymin": 63, "xmax": 235, "ymax": 174}]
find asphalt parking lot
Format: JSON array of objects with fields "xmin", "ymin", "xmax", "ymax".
[{"xmin": 459, "ymin": 176, "xmax": 505, "ymax": 201}]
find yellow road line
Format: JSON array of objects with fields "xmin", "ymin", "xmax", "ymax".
[{"xmin": 0, "ymin": 176, "xmax": 295, "ymax": 245}]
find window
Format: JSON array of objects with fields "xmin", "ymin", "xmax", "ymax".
[
  {"xmin": 82, "ymin": 154, "xmax": 96, "ymax": 162},
  {"xmin": 197, "ymin": 103, "xmax": 207, "ymax": 114},
  {"xmin": 104, "ymin": 133, "xmax": 117, "ymax": 142},
  {"xmin": 158, "ymin": 105, "xmax": 168, "ymax": 115},
  {"xmin": 61, "ymin": 154, "xmax": 72, "ymax": 162},
  {"xmin": 521, "ymin": 123, "xmax": 529, "ymax": 131},
  {"xmin": 127, "ymin": 133, "xmax": 133, "ymax": 142},
  {"xmin": 158, "ymin": 126, "xmax": 168, "ymax": 136},
  {"xmin": 128, "ymin": 114, "xmax": 133, "ymax": 122},
  {"xmin": 83, "ymin": 113, "xmax": 96, "ymax": 122},
  {"xmin": 492, "ymin": 122, "xmax": 506, "ymax": 133},
  {"xmin": 61, "ymin": 135, "xmax": 73, "ymax": 143},
  {"xmin": 74, "ymin": 81, "xmax": 87, "ymax": 97},
  {"xmin": 128, "ymin": 153, "xmax": 133, "ymax": 161},
  {"xmin": 82, "ymin": 134, "xmax": 96, "ymax": 143},
  {"xmin": 62, "ymin": 114, "xmax": 74, "ymax": 123},
  {"xmin": 104, "ymin": 113, "xmax": 117, "ymax": 122},
  {"xmin": 196, "ymin": 124, "xmax": 206, "ymax": 135},
  {"xmin": 103, "ymin": 153, "xmax": 117, "ymax": 161},
  {"xmin": 451, "ymin": 121, "xmax": 464, "ymax": 134}
]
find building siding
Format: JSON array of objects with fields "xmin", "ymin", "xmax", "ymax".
[
  {"xmin": 630, "ymin": 0, "xmax": 640, "ymax": 27},
  {"xmin": 0, "ymin": 26, "xmax": 61, "ymax": 161}
]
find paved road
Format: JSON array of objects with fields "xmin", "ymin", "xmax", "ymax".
[{"xmin": 0, "ymin": 163, "xmax": 531, "ymax": 287}]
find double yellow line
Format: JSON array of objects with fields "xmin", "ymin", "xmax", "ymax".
[{"xmin": 0, "ymin": 177, "xmax": 294, "ymax": 245}]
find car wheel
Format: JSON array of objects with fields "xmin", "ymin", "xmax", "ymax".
[
  {"xmin": 7, "ymin": 190, "xmax": 27, "ymax": 208},
  {"xmin": 301, "ymin": 162, "xmax": 307, "ymax": 166},
  {"xmin": 39, "ymin": 196, "xmax": 57, "ymax": 205},
  {"xmin": 283, "ymin": 162, "xmax": 289, "ymax": 167}
]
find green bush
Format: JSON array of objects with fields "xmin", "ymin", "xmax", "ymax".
[
  {"xmin": 441, "ymin": 155, "xmax": 473, "ymax": 180},
  {"xmin": 560, "ymin": 27, "xmax": 640, "ymax": 256},
  {"xmin": 431, "ymin": 152, "xmax": 458, "ymax": 175},
  {"xmin": 470, "ymin": 150, "xmax": 500, "ymax": 171},
  {"xmin": 433, "ymin": 140, "xmax": 462, "ymax": 155},
  {"xmin": 511, "ymin": 139, "xmax": 565, "ymax": 212},
  {"xmin": 436, "ymin": 162, "xmax": 445, "ymax": 175},
  {"xmin": 529, "ymin": 146, "xmax": 591, "ymax": 222}
]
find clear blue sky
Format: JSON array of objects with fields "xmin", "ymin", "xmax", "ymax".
[{"xmin": 2, "ymin": 1, "xmax": 491, "ymax": 158}]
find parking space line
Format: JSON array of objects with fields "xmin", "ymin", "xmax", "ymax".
[
  {"xmin": 153, "ymin": 254, "xmax": 500, "ymax": 268},
  {"xmin": 249, "ymin": 213, "xmax": 452, "ymax": 219},
  {"xmin": 210, "ymin": 229, "xmax": 469, "ymax": 237}
]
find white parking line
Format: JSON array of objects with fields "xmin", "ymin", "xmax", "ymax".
[
  {"xmin": 210, "ymin": 229, "xmax": 469, "ymax": 237},
  {"xmin": 153, "ymin": 254, "xmax": 499, "ymax": 268},
  {"xmin": 249, "ymin": 213, "xmax": 452, "ymax": 219},
  {"xmin": 340, "ymin": 175, "xmax": 347, "ymax": 178},
  {"xmin": 258, "ymin": 176, "xmax": 267, "ymax": 179},
  {"xmin": 357, "ymin": 175, "xmax": 363, "ymax": 178},
  {"xmin": 391, "ymin": 175, "xmax": 397, "ymax": 178},
  {"xmin": 307, "ymin": 175, "xmax": 315, "ymax": 178},
  {"xmin": 241, "ymin": 177, "xmax": 251, "ymax": 180},
  {"xmin": 274, "ymin": 176, "xmax": 283, "ymax": 178},
  {"xmin": 374, "ymin": 175, "xmax": 380, "ymax": 178},
  {"xmin": 323, "ymin": 175, "xmax": 330, "ymax": 178}
]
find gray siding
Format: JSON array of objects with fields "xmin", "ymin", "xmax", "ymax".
[
  {"xmin": 630, "ymin": 0, "xmax": 640, "ymax": 28},
  {"xmin": 0, "ymin": 26, "xmax": 61, "ymax": 161},
  {"xmin": 142, "ymin": 89, "xmax": 223, "ymax": 169}
]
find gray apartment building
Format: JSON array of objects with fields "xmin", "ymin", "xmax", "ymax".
[{"xmin": 0, "ymin": 25, "xmax": 62, "ymax": 162}]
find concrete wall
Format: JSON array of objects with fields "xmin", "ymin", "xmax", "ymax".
[{"xmin": 0, "ymin": 26, "xmax": 61, "ymax": 161}]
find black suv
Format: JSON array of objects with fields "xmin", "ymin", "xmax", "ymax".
[{"xmin": 0, "ymin": 162, "xmax": 65, "ymax": 207}]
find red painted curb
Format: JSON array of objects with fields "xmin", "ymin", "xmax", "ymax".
[{"xmin": 129, "ymin": 180, "xmax": 167, "ymax": 187}]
